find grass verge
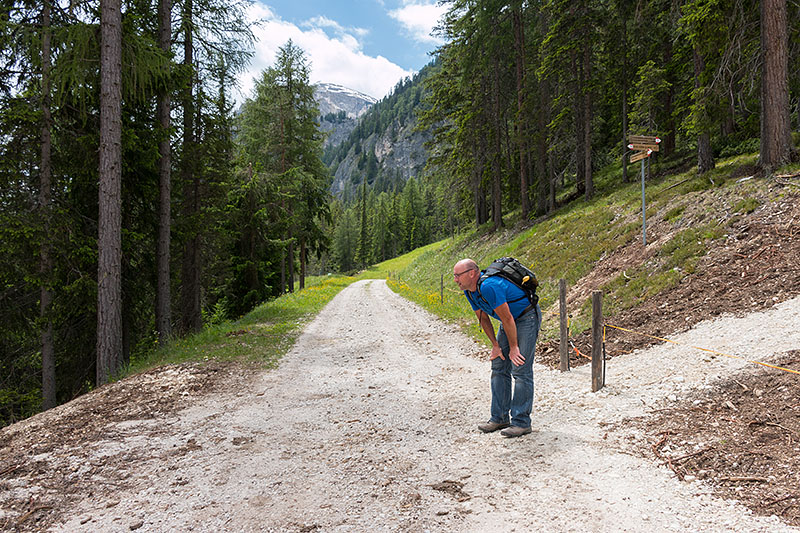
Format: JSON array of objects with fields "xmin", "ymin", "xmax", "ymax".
[{"xmin": 128, "ymin": 274, "xmax": 356, "ymax": 376}]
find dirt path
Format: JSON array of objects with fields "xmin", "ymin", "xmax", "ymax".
[{"xmin": 8, "ymin": 280, "xmax": 800, "ymax": 532}]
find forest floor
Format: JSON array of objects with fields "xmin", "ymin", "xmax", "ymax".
[{"xmin": 1, "ymin": 187, "xmax": 800, "ymax": 532}]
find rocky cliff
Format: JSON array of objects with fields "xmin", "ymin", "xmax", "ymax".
[{"xmin": 322, "ymin": 65, "xmax": 434, "ymax": 199}]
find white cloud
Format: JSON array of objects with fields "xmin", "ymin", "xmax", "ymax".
[
  {"xmin": 235, "ymin": 4, "xmax": 413, "ymax": 104},
  {"xmin": 388, "ymin": 1, "xmax": 447, "ymax": 46},
  {"xmin": 302, "ymin": 16, "xmax": 370, "ymax": 40}
]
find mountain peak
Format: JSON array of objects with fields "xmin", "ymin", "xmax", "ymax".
[{"xmin": 314, "ymin": 83, "xmax": 377, "ymax": 119}]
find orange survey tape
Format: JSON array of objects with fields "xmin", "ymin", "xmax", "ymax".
[
  {"xmin": 570, "ymin": 340, "xmax": 591, "ymax": 360},
  {"xmin": 566, "ymin": 316, "xmax": 591, "ymax": 360},
  {"xmin": 604, "ymin": 323, "xmax": 800, "ymax": 376}
]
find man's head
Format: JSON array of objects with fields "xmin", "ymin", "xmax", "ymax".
[{"xmin": 453, "ymin": 259, "xmax": 480, "ymax": 291}]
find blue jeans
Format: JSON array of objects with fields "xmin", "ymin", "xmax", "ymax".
[{"xmin": 490, "ymin": 305, "xmax": 541, "ymax": 428}]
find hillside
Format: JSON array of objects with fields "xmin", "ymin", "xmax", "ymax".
[
  {"xmin": 2, "ymin": 155, "xmax": 800, "ymax": 530},
  {"xmin": 323, "ymin": 64, "xmax": 434, "ymax": 199},
  {"xmin": 383, "ymin": 158, "xmax": 800, "ymax": 354}
]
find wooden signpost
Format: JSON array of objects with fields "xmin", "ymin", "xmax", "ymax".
[
  {"xmin": 628, "ymin": 135, "xmax": 661, "ymax": 145},
  {"xmin": 627, "ymin": 134, "xmax": 661, "ymax": 245},
  {"xmin": 628, "ymin": 143, "xmax": 659, "ymax": 152}
]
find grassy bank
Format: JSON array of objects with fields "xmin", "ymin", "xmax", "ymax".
[{"xmin": 128, "ymin": 274, "xmax": 356, "ymax": 375}]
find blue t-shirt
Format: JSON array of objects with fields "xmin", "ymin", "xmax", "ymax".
[{"xmin": 465, "ymin": 275, "xmax": 530, "ymax": 320}]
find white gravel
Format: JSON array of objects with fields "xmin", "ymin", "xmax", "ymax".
[{"xmin": 56, "ymin": 279, "xmax": 800, "ymax": 532}]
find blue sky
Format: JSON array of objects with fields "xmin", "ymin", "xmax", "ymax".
[{"xmin": 236, "ymin": 1, "xmax": 447, "ymax": 104}]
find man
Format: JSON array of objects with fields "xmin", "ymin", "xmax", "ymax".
[{"xmin": 453, "ymin": 258, "xmax": 541, "ymax": 437}]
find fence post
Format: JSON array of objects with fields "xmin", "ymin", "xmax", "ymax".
[
  {"xmin": 591, "ymin": 290, "xmax": 604, "ymax": 392},
  {"xmin": 559, "ymin": 279, "xmax": 568, "ymax": 372},
  {"xmin": 440, "ymin": 273, "xmax": 444, "ymax": 304}
]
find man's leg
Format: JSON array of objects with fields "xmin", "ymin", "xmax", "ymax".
[
  {"xmin": 508, "ymin": 307, "xmax": 540, "ymax": 428},
  {"xmin": 490, "ymin": 325, "xmax": 512, "ymax": 424}
]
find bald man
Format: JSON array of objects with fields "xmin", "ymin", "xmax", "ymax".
[{"xmin": 453, "ymin": 258, "xmax": 541, "ymax": 437}]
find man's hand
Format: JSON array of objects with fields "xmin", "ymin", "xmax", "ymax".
[
  {"xmin": 509, "ymin": 346, "xmax": 525, "ymax": 366},
  {"xmin": 490, "ymin": 344, "xmax": 505, "ymax": 361},
  {"xmin": 494, "ymin": 302, "xmax": 524, "ymax": 365}
]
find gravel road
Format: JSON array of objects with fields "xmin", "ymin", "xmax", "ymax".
[{"xmin": 57, "ymin": 279, "xmax": 800, "ymax": 532}]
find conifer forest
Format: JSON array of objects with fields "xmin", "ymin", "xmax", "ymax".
[{"xmin": 1, "ymin": 0, "xmax": 798, "ymax": 423}]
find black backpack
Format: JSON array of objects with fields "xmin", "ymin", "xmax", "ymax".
[{"xmin": 472, "ymin": 257, "xmax": 539, "ymax": 313}]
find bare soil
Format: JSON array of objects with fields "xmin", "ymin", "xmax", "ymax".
[{"xmin": 625, "ymin": 351, "xmax": 800, "ymax": 527}]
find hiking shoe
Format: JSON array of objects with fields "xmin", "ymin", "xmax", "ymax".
[
  {"xmin": 477, "ymin": 421, "xmax": 511, "ymax": 433},
  {"xmin": 500, "ymin": 426, "xmax": 532, "ymax": 438}
]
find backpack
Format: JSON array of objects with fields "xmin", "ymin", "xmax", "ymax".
[{"xmin": 474, "ymin": 257, "xmax": 539, "ymax": 313}]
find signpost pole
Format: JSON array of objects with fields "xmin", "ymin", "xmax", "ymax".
[
  {"xmin": 628, "ymin": 134, "xmax": 659, "ymax": 247},
  {"xmin": 641, "ymin": 158, "xmax": 646, "ymax": 246}
]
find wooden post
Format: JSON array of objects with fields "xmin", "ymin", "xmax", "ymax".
[
  {"xmin": 641, "ymin": 158, "xmax": 647, "ymax": 246},
  {"xmin": 559, "ymin": 279, "xmax": 568, "ymax": 372},
  {"xmin": 440, "ymin": 273, "xmax": 444, "ymax": 304},
  {"xmin": 591, "ymin": 290, "xmax": 604, "ymax": 392}
]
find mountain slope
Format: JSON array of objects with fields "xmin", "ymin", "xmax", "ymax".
[
  {"xmin": 315, "ymin": 83, "xmax": 377, "ymax": 150},
  {"xmin": 323, "ymin": 64, "xmax": 435, "ymax": 199}
]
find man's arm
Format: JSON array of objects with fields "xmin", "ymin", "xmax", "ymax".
[
  {"xmin": 475, "ymin": 309, "xmax": 504, "ymax": 360},
  {"xmin": 494, "ymin": 303, "xmax": 525, "ymax": 366}
]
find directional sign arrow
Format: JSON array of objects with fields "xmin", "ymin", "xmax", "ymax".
[
  {"xmin": 628, "ymin": 143, "xmax": 660, "ymax": 152},
  {"xmin": 630, "ymin": 149, "xmax": 652, "ymax": 163}
]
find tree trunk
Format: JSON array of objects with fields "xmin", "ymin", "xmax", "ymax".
[
  {"xmin": 536, "ymin": 76, "xmax": 549, "ymax": 215},
  {"xmin": 472, "ymin": 142, "xmax": 480, "ymax": 229},
  {"xmin": 39, "ymin": 0, "xmax": 56, "ymax": 409},
  {"xmin": 620, "ymin": 8, "xmax": 629, "ymax": 183},
  {"xmin": 796, "ymin": 95, "xmax": 800, "ymax": 131},
  {"xmin": 280, "ymin": 252, "xmax": 286, "ymax": 294},
  {"xmin": 662, "ymin": 41, "xmax": 676, "ymax": 156},
  {"xmin": 513, "ymin": 7, "xmax": 529, "ymax": 220},
  {"xmin": 663, "ymin": 84, "xmax": 676, "ymax": 155},
  {"xmin": 547, "ymin": 144, "xmax": 556, "ymax": 213},
  {"xmin": 358, "ymin": 177, "xmax": 368, "ymax": 265},
  {"xmin": 287, "ymin": 234, "xmax": 294, "ymax": 293},
  {"xmin": 760, "ymin": 0, "xmax": 794, "ymax": 170},
  {"xmin": 180, "ymin": 0, "xmax": 201, "ymax": 332},
  {"xmin": 491, "ymin": 63, "xmax": 503, "ymax": 231},
  {"xmin": 535, "ymin": 113, "xmax": 547, "ymax": 216},
  {"xmin": 722, "ymin": 86, "xmax": 736, "ymax": 137},
  {"xmin": 573, "ymin": 51, "xmax": 585, "ymax": 196},
  {"xmin": 97, "ymin": 0, "xmax": 123, "ymax": 385},
  {"xmin": 155, "ymin": 0, "xmax": 172, "ymax": 342},
  {"xmin": 299, "ymin": 237, "xmax": 306, "ymax": 290},
  {"xmin": 693, "ymin": 48, "xmax": 715, "ymax": 174},
  {"xmin": 697, "ymin": 132, "xmax": 714, "ymax": 173},
  {"xmin": 471, "ymin": 137, "xmax": 485, "ymax": 229},
  {"xmin": 476, "ymin": 102, "xmax": 489, "ymax": 227},
  {"xmin": 245, "ymin": 168, "xmax": 258, "ymax": 294},
  {"xmin": 583, "ymin": 43, "xmax": 593, "ymax": 200}
]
